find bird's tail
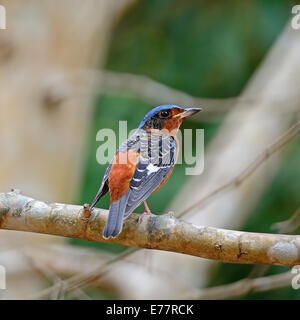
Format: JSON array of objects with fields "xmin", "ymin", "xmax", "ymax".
[{"xmin": 103, "ymin": 194, "xmax": 128, "ymax": 239}]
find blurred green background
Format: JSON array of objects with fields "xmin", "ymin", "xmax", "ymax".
[{"xmin": 75, "ymin": 0, "xmax": 299, "ymax": 299}]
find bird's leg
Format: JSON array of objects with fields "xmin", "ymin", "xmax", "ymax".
[
  {"xmin": 138, "ymin": 201, "xmax": 152, "ymax": 224},
  {"xmin": 143, "ymin": 200, "xmax": 151, "ymax": 215}
]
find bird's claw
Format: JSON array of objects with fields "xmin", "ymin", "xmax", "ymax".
[
  {"xmin": 167, "ymin": 211, "xmax": 175, "ymax": 218},
  {"xmin": 138, "ymin": 211, "xmax": 151, "ymax": 225}
]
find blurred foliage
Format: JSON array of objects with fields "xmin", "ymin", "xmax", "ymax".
[{"xmin": 74, "ymin": 0, "xmax": 299, "ymax": 299}]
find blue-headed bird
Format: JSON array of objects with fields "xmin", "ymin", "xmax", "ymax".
[{"xmin": 90, "ymin": 105, "xmax": 201, "ymax": 238}]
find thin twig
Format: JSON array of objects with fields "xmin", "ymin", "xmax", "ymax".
[
  {"xmin": 21, "ymin": 245, "xmax": 199, "ymax": 298},
  {"xmin": 185, "ymin": 271, "xmax": 293, "ymax": 300},
  {"xmin": 82, "ymin": 70, "xmax": 300, "ymax": 121},
  {"xmin": 178, "ymin": 121, "xmax": 300, "ymax": 218},
  {"xmin": 30, "ymin": 248, "xmax": 138, "ymax": 299},
  {"xmin": 272, "ymin": 207, "xmax": 300, "ymax": 234},
  {"xmin": 87, "ymin": 70, "xmax": 241, "ymax": 115}
]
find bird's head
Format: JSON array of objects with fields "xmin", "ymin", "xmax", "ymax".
[{"xmin": 139, "ymin": 105, "xmax": 201, "ymax": 133}]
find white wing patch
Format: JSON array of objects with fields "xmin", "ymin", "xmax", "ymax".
[{"xmin": 146, "ymin": 163, "xmax": 160, "ymax": 175}]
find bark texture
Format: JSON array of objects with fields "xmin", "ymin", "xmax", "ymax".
[{"xmin": 1, "ymin": 191, "xmax": 299, "ymax": 267}]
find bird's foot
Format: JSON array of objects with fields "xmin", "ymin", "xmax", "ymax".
[
  {"xmin": 138, "ymin": 210, "xmax": 151, "ymax": 224},
  {"xmin": 138, "ymin": 200, "xmax": 152, "ymax": 224},
  {"xmin": 167, "ymin": 211, "xmax": 175, "ymax": 218}
]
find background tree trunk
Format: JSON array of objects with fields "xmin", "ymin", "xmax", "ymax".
[{"xmin": 0, "ymin": 0, "xmax": 135, "ymax": 299}]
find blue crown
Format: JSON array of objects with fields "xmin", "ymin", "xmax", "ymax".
[{"xmin": 138, "ymin": 104, "xmax": 181, "ymax": 128}]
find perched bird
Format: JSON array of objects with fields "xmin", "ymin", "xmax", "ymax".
[{"xmin": 90, "ymin": 104, "xmax": 201, "ymax": 239}]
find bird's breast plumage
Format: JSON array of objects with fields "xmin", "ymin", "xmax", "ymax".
[{"xmin": 108, "ymin": 129, "xmax": 177, "ymax": 210}]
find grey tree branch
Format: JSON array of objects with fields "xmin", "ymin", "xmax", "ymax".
[
  {"xmin": 1, "ymin": 191, "xmax": 300, "ymax": 268},
  {"xmin": 186, "ymin": 271, "xmax": 294, "ymax": 300},
  {"xmin": 72, "ymin": 69, "xmax": 243, "ymax": 122},
  {"xmin": 86, "ymin": 70, "xmax": 299, "ymax": 120},
  {"xmin": 92, "ymin": 70, "xmax": 238, "ymax": 113}
]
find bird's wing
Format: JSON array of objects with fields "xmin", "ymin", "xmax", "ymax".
[
  {"xmin": 124, "ymin": 133, "xmax": 176, "ymax": 217},
  {"xmin": 90, "ymin": 131, "xmax": 141, "ymax": 210}
]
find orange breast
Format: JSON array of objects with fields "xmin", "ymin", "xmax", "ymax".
[
  {"xmin": 163, "ymin": 118, "xmax": 183, "ymax": 133},
  {"xmin": 108, "ymin": 150, "xmax": 139, "ymax": 203}
]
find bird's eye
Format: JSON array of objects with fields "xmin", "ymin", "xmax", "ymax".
[{"xmin": 160, "ymin": 110, "xmax": 170, "ymax": 118}]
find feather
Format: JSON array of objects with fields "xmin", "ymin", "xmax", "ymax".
[
  {"xmin": 90, "ymin": 163, "xmax": 112, "ymax": 210},
  {"xmin": 103, "ymin": 193, "xmax": 129, "ymax": 238}
]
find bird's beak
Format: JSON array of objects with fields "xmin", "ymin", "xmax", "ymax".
[{"xmin": 173, "ymin": 107, "xmax": 202, "ymax": 119}]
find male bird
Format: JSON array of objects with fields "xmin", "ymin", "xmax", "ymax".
[{"xmin": 90, "ymin": 105, "xmax": 201, "ymax": 239}]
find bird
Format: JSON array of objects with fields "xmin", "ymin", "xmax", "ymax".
[{"xmin": 90, "ymin": 104, "xmax": 201, "ymax": 239}]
